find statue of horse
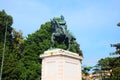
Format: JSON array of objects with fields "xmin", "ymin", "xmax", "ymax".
[{"xmin": 50, "ymin": 15, "xmax": 76, "ymax": 50}]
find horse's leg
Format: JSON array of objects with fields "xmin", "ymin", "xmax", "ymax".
[
  {"xmin": 51, "ymin": 33, "xmax": 55, "ymax": 49},
  {"xmin": 67, "ymin": 38, "xmax": 71, "ymax": 50}
]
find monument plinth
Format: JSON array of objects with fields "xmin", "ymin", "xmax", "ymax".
[{"xmin": 40, "ymin": 49, "xmax": 82, "ymax": 80}]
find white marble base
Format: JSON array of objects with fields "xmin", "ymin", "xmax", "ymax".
[{"xmin": 40, "ymin": 49, "xmax": 82, "ymax": 80}]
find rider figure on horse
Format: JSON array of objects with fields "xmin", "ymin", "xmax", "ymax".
[
  {"xmin": 50, "ymin": 15, "xmax": 76, "ymax": 50},
  {"xmin": 58, "ymin": 15, "xmax": 67, "ymax": 34},
  {"xmin": 51, "ymin": 15, "xmax": 67, "ymax": 35}
]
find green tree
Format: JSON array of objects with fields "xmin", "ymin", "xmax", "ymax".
[
  {"xmin": 112, "ymin": 67, "xmax": 120, "ymax": 79},
  {"xmin": 82, "ymin": 66, "xmax": 92, "ymax": 76},
  {"xmin": 0, "ymin": 10, "xmax": 13, "ymax": 48},
  {"xmin": 110, "ymin": 49, "xmax": 120, "ymax": 55},
  {"xmin": 98, "ymin": 57, "xmax": 113, "ymax": 70},
  {"xmin": 111, "ymin": 57, "xmax": 120, "ymax": 79},
  {"xmin": 96, "ymin": 57, "xmax": 120, "ymax": 79},
  {"xmin": 97, "ymin": 57, "xmax": 114, "ymax": 79},
  {"xmin": 82, "ymin": 66, "xmax": 92, "ymax": 80},
  {"xmin": 0, "ymin": 10, "xmax": 14, "ymax": 80},
  {"xmin": 0, "ymin": 10, "xmax": 25, "ymax": 80}
]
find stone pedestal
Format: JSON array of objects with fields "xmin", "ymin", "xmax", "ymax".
[{"xmin": 40, "ymin": 49, "xmax": 82, "ymax": 80}]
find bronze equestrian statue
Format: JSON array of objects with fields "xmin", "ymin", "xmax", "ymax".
[{"xmin": 50, "ymin": 15, "xmax": 76, "ymax": 50}]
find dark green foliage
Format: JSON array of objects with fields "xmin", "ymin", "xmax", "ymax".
[
  {"xmin": 22, "ymin": 22, "xmax": 52, "ymax": 79},
  {"xmin": 0, "ymin": 10, "xmax": 25, "ymax": 80},
  {"xmin": 0, "ymin": 10, "xmax": 13, "ymax": 48},
  {"xmin": 82, "ymin": 66, "xmax": 92, "ymax": 76},
  {"xmin": 96, "ymin": 57, "xmax": 120, "ymax": 79},
  {"xmin": 112, "ymin": 67, "xmax": 120, "ymax": 78},
  {"xmin": 98, "ymin": 57, "xmax": 114, "ymax": 70}
]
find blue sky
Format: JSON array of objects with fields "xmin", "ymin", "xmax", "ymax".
[{"xmin": 0, "ymin": 0, "xmax": 120, "ymax": 66}]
